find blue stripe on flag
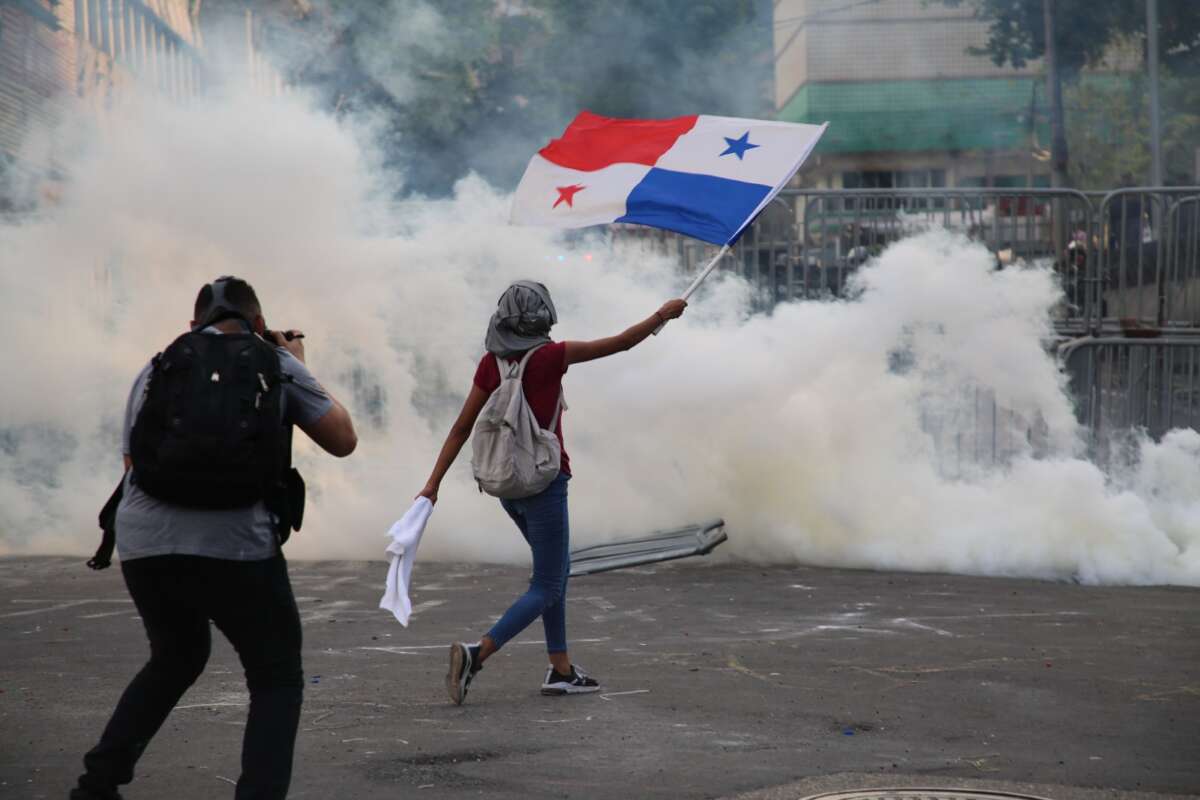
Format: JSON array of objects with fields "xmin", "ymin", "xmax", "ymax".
[{"xmin": 617, "ymin": 168, "xmax": 771, "ymax": 245}]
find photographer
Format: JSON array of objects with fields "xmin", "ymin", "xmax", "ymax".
[{"xmin": 72, "ymin": 277, "xmax": 356, "ymax": 800}]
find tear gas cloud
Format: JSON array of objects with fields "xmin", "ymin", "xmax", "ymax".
[
  {"xmin": 1, "ymin": 85, "xmax": 1197, "ymax": 587},
  {"xmin": 257, "ymin": 0, "xmax": 774, "ymax": 194}
]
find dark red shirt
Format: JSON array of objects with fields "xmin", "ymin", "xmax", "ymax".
[{"xmin": 472, "ymin": 341, "xmax": 570, "ymax": 476}]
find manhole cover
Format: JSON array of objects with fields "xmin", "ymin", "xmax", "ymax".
[{"xmin": 802, "ymin": 791, "xmax": 1054, "ymax": 800}]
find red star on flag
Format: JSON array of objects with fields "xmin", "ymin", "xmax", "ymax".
[{"xmin": 553, "ymin": 184, "xmax": 585, "ymax": 209}]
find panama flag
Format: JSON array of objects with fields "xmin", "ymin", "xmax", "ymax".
[{"xmin": 511, "ymin": 111, "xmax": 827, "ymax": 245}]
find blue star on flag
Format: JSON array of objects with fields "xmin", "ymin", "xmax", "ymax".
[{"xmin": 720, "ymin": 131, "xmax": 760, "ymax": 160}]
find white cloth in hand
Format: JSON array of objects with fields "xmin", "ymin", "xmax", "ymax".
[{"xmin": 379, "ymin": 497, "xmax": 433, "ymax": 626}]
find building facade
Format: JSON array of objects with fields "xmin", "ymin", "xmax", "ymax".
[
  {"xmin": 774, "ymin": 0, "xmax": 1054, "ymax": 191},
  {"xmin": 0, "ymin": 0, "xmax": 282, "ymax": 211}
]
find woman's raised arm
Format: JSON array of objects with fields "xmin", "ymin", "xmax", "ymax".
[{"xmin": 564, "ymin": 299, "xmax": 686, "ymax": 365}]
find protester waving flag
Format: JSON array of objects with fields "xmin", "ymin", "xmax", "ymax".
[{"xmin": 511, "ymin": 111, "xmax": 827, "ymax": 246}]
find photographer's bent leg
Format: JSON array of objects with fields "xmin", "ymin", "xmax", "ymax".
[
  {"xmin": 211, "ymin": 555, "xmax": 303, "ymax": 800},
  {"xmin": 78, "ymin": 556, "xmax": 211, "ymax": 794}
]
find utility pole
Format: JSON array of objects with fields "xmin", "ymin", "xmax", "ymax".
[
  {"xmin": 1043, "ymin": 0, "xmax": 1069, "ymax": 284},
  {"xmin": 1043, "ymin": 0, "xmax": 1069, "ymax": 189},
  {"xmin": 1147, "ymin": 0, "xmax": 1163, "ymax": 187}
]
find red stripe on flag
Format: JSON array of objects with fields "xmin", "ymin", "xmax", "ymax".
[{"xmin": 539, "ymin": 111, "xmax": 698, "ymax": 172}]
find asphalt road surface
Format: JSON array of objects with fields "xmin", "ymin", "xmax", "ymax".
[{"xmin": 1, "ymin": 556, "xmax": 1197, "ymax": 799}]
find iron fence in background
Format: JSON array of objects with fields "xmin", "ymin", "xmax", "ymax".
[
  {"xmin": 624, "ymin": 188, "xmax": 1091, "ymax": 317},
  {"xmin": 1166, "ymin": 196, "xmax": 1200, "ymax": 325},
  {"xmin": 1094, "ymin": 188, "xmax": 1200, "ymax": 329},
  {"xmin": 1061, "ymin": 336, "xmax": 1200, "ymax": 456},
  {"xmin": 917, "ymin": 385, "xmax": 1051, "ymax": 479},
  {"xmin": 922, "ymin": 336, "xmax": 1200, "ymax": 473},
  {"xmin": 791, "ymin": 188, "xmax": 1093, "ymax": 309},
  {"xmin": 624, "ymin": 186, "xmax": 1200, "ymax": 331},
  {"xmin": 615, "ymin": 186, "xmax": 1200, "ymax": 452}
]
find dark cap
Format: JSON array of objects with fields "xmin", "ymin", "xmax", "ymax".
[{"xmin": 192, "ymin": 276, "xmax": 257, "ymax": 331}]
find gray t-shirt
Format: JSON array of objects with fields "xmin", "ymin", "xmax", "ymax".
[{"xmin": 116, "ymin": 333, "xmax": 333, "ymax": 562}]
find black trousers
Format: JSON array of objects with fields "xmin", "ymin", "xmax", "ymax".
[{"xmin": 78, "ymin": 554, "xmax": 303, "ymax": 800}]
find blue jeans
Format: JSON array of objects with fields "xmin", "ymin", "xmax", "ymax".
[{"xmin": 487, "ymin": 473, "xmax": 570, "ymax": 654}]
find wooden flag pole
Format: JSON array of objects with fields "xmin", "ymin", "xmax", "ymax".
[{"xmin": 653, "ymin": 244, "xmax": 730, "ymax": 334}]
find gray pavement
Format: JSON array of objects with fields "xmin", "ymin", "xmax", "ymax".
[{"xmin": 1, "ymin": 556, "xmax": 1198, "ymax": 799}]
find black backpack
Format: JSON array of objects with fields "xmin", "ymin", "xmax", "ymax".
[
  {"xmin": 129, "ymin": 331, "xmax": 296, "ymax": 514},
  {"xmin": 88, "ymin": 329, "xmax": 305, "ymax": 570}
]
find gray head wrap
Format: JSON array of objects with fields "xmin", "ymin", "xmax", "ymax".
[{"xmin": 485, "ymin": 280, "xmax": 558, "ymax": 360}]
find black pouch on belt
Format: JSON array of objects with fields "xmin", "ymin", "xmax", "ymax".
[{"xmin": 88, "ymin": 480, "xmax": 124, "ymax": 570}]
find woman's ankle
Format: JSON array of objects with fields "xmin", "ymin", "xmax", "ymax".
[
  {"xmin": 548, "ymin": 653, "xmax": 571, "ymax": 675},
  {"xmin": 477, "ymin": 635, "xmax": 497, "ymax": 665}
]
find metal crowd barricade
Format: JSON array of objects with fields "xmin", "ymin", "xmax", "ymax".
[
  {"xmin": 624, "ymin": 187, "xmax": 1200, "ymax": 331},
  {"xmin": 793, "ymin": 188, "xmax": 1094, "ymax": 312},
  {"xmin": 1096, "ymin": 187, "xmax": 1200, "ymax": 328},
  {"xmin": 1060, "ymin": 337, "xmax": 1200, "ymax": 454},
  {"xmin": 918, "ymin": 386, "xmax": 1051, "ymax": 479},
  {"xmin": 625, "ymin": 188, "xmax": 1097, "ymax": 319},
  {"xmin": 798, "ymin": 188, "xmax": 1085, "ymax": 256},
  {"xmin": 609, "ymin": 189, "xmax": 1200, "ymax": 469},
  {"xmin": 1164, "ymin": 196, "xmax": 1200, "ymax": 325},
  {"xmin": 931, "ymin": 336, "xmax": 1200, "ymax": 475}
]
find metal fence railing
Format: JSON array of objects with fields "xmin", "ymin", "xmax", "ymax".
[
  {"xmin": 917, "ymin": 337, "xmax": 1200, "ymax": 476},
  {"xmin": 615, "ymin": 188, "xmax": 1200, "ymax": 461},
  {"xmin": 1061, "ymin": 337, "xmax": 1200, "ymax": 455},
  {"xmin": 1164, "ymin": 195, "xmax": 1200, "ymax": 325},
  {"xmin": 667, "ymin": 188, "xmax": 1096, "ymax": 311},
  {"xmin": 1095, "ymin": 188, "xmax": 1200, "ymax": 328},
  {"xmin": 795, "ymin": 188, "xmax": 1092, "ymax": 295},
  {"xmin": 917, "ymin": 385, "xmax": 1052, "ymax": 479},
  {"xmin": 620, "ymin": 186, "xmax": 1200, "ymax": 330}
]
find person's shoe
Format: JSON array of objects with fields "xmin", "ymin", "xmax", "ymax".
[
  {"xmin": 541, "ymin": 664, "xmax": 600, "ymax": 695},
  {"xmin": 445, "ymin": 642, "xmax": 475, "ymax": 705},
  {"xmin": 465, "ymin": 644, "xmax": 482, "ymax": 692}
]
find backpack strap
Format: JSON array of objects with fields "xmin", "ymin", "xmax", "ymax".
[
  {"xmin": 548, "ymin": 388, "xmax": 566, "ymax": 431},
  {"xmin": 496, "ymin": 345, "xmax": 565, "ymax": 431},
  {"xmin": 497, "ymin": 343, "xmax": 547, "ymax": 381}
]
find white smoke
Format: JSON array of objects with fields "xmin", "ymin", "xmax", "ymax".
[{"xmin": 1, "ymin": 85, "xmax": 1197, "ymax": 586}]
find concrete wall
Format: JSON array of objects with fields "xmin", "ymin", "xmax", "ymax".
[
  {"xmin": 774, "ymin": 0, "xmax": 1038, "ymax": 111},
  {"xmin": 773, "ymin": 0, "xmax": 1139, "ymax": 189},
  {"xmin": 0, "ymin": 1, "xmax": 78, "ymax": 177},
  {"xmin": 807, "ymin": 150, "xmax": 1045, "ymax": 190}
]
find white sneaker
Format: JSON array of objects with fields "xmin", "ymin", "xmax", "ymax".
[{"xmin": 541, "ymin": 664, "xmax": 600, "ymax": 695}]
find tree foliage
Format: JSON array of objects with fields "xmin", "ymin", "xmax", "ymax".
[
  {"xmin": 942, "ymin": 0, "xmax": 1200, "ymax": 186},
  {"xmin": 1065, "ymin": 73, "xmax": 1200, "ymax": 189},
  {"xmin": 941, "ymin": 0, "xmax": 1200, "ymax": 77}
]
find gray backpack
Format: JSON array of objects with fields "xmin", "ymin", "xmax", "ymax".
[{"xmin": 471, "ymin": 345, "xmax": 565, "ymax": 499}]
